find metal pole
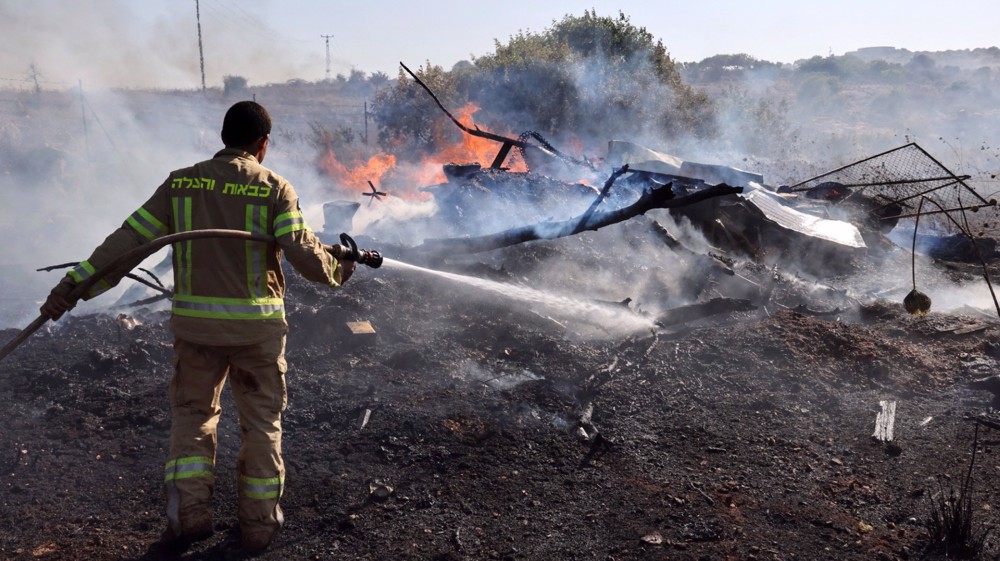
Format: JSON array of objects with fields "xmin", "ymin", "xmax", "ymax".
[
  {"xmin": 196, "ymin": 0, "xmax": 206, "ymax": 91},
  {"xmin": 28, "ymin": 63, "xmax": 41, "ymax": 95},
  {"xmin": 321, "ymin": 34, "xmax": 334, "ymax": 81},
  {"xmin": 79, "ymin": 80, "xmax": 89, "ymax": 156}
]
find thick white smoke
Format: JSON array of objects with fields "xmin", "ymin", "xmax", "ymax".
[{"xmin": 0, "ymin": 1, "xmax": 320, "ymax": 91}]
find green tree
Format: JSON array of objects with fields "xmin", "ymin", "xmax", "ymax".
[
  {"xmin": 223, "ymin": 75, "xmax": 248, "ymax": 96},
  {"xmin": 468, "ymin": 10, "xmax": 715, "ymax": 140},
  {"xmin": 682, "ymin": 53, "xmax": 783, "ymax": 83},
  {"xmin": 368, "ymin": 71, "xmax": 391, "ymax": 90},
  {"xmin": 371, "ymin": 10, "xmax": 716, "ymax": 158},
  {"xmin": 714, "ymin": 85, "xmax": 797, "ymax": 159},
  {"xmin": 371, "ymin": 62, "xmax": 461, "ymax": 157}
]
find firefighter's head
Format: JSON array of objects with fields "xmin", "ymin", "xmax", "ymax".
[{"xmin": 222, "ymin": 101, "xmax": 272, "ymax": 162}]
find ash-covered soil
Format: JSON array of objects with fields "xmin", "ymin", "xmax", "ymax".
[{"xmin": 3, "ymin": 222, "xmax": 1000, "ymax": 561}]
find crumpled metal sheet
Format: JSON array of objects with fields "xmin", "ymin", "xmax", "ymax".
[
  {"xmin": 741, "ymin": 183, "xmax": 866, "ymax": 248},
  {"xmin": 606, "ymin": 140, "xmax": 864, "ymax": 248},
  {"xmin": 607, "ymin": 140, "xmax": 683, "ymax": 175},
  {"xmin": 607, "ymin": 140, "xmax": 764, "ymax": 188}
]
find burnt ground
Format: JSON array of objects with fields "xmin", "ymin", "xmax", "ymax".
[{"xmin": 3, "ymin": 221, "xmax": 1000, "ymax": 561}]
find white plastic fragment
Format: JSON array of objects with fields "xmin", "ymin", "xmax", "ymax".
[{"xmin": 872, "ymin": 400, "xmax": 897, "ymax": 441}]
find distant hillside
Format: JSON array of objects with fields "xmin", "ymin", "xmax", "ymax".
[
  {"xmin": 846, "ymin": 46, "xmax": 1000, "ymax": 70},
  {"xmin": 3, "ymin": 43, "xmax": 1000, "ymax": 206},
  {"xmin": 677, "ymin": 47, "xmax": 1000, "ymax": 191}
]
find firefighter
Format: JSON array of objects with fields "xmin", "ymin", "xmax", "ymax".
[{"xmin": 40, "ymin": 101, "xmax": 355, "ymax": 553}]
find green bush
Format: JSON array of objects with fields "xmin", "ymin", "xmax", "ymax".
[
  {"xmin": 223, "ymin": 75, "xmax": 248, "ymax": 96},
  {"xmin": 371, "ymin": 10, "xmax": 717, "ymax": 160}
]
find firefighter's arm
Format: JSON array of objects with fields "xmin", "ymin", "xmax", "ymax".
[
  {"xmin": 43, "ymin": 187, "xmax": 171, "ymax": 319},
  {"xmin": 46, "ymin": 226, "xmax": 150, "ymax": 302},
  {"xmin": 336, "ymin": 257, "xmax": 356, "ymax": 284},
  {"xmin": 273, "ymin": 185, "xmax": 347, "ymax": 287},
  {"xmin": 279, "ymin": 226, "xmax": 345, "ymax": 287}
]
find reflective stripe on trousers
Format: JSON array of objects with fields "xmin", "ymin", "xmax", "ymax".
[
  {"xmin": 240, "ymin": 474, "xmax": 283, "ymax": 500},
  {"xmin": 164, "ymin": 456, "xmax": 214, "ymax": 534}
]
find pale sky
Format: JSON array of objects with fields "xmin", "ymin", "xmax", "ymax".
[{"xmin": 1, "ymin": 0, "xmax": 997, "ymax": 90}]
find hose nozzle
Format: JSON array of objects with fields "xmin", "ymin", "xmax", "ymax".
[{"xmin": 326, "ymin": 233, "xmax": 383, "ymax": 269}]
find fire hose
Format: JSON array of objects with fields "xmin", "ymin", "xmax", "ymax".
[{"xmin": 0, "ymin": 229, "xmax": 382, "ymax": 363}]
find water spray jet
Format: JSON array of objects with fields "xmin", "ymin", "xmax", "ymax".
[{"xmin": 381, "ymin": 257, "xmax": 656, "ymax": 336}]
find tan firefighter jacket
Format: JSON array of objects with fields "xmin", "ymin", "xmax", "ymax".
[{"xmin": 52, "ymin": 148, "xmax": 341, "ymax": 346}]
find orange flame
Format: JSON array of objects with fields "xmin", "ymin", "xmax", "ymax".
[
  {"xmin": 415, "ymin": 103, "xmax": 529, "ymax": 184},
  {"xmin": 320, "ymin": 150, "xmax": 396, "ymax": 191},
  {"xmin": 318, "ymin": 102, "xmax": 530, "ymax": 200}
]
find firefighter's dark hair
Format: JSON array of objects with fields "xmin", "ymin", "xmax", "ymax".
[{"xmin": 221, "ymin": 101, "xmax": 271, "ymax": 148}]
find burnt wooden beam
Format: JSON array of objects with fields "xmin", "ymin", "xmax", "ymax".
[
  {"xmin": 489, "ymin": 141, "xmax": 515, "ymax": 169},
  {"xmin": 656, "ymin": 297, "xmax": 755, "ymax": 327},
  {"xmin": 414, "ymin": 170, "xmax": 741, "ymax": 256},
  {"xmin": 571, "ymin": 164, "xmax": 629, "ymax": 235}
]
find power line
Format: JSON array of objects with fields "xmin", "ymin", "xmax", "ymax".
[
  {"xmin": 202, "ymin": 1, "xmax": 309, "ymax": 46},
  {"xmin": 215, "ymin": 0, "xmax": 273, "ymax": 35},
  {"xmin": 0, "ymin": 76, "xmax": 65, "ymax": 85}
]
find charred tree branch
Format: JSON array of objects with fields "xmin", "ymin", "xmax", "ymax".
[
  {"xmin": 657, "ymin": 297, "xmax": 756, "ymax": 327},
  {"xmin": 572, "ymin": 165, "xmax": 629, "ymax": 234},
  {"xmin": 415, "ymin": 181, "xmax": 742, "ymax": 256},
  {"xmin": 399, "ymin": 61, "xmax": 595, "ymax": 171}
]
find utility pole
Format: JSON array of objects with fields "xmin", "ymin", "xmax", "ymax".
[
  {"xmin": 195, "ymin": 0, "xmax": 206, "ymax": 91},
  {"xmin": 321, "ymin": 34, "xmax": 334, "ymax": 81},
  {"xmin": 28, "ymin": 63, "xmax": 41, "ymax": 95},
  {"xmin": 79, "ymin": 80, "xmax": 90, "ymax": 156}
]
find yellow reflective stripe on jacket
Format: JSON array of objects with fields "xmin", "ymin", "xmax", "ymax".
[
  {"xmin": 245, "ymin": 204, "xmax": 268, "ymax": 299},
  {"xmin": 239, "ymin": 475, "xmax": 283, "ymax": 500},
  {"xmin": 126, "ymin": 207, "xmax": 167, "ymax": 241},
  {"xmin": 67, "ymin": 260, "xmax": 113, "ymax": 298},
  {"xmin": 172, "ymin": 197, "xmax": 193, "ymax": 294},
  {"xmin": 172, "ymin": 294, "xmax": 285, "ymax": 320},
  {"xmin": 164, "ymin": 456, "xmax": 214, "ymax": 482},
  {"xmin": 273, "ymin": 211, "xmax": 307, "ymax": 238}
]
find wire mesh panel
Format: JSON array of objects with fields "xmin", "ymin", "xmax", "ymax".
[{"xmin": 787, "ymin": 143, "xmax": 991, "ymax": 233}]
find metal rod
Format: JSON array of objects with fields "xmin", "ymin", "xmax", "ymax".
[
  {"xmin": 789, "ymin": 175, "xmax": 971, "ymax": 192},
  {"xmin": 787, "ymin": 143, "xmax": 917, "ymax": 190},
  {"xmin": 881, "ymin": 201, "xmax": 997, "ymax": 220},
  {"xmin": 911, "ymin": 143, "xmax": 990, "ymax": 205},
  {"xmin": 918, "ymin": 198, "xmax": 1000, "ymax": 319}
]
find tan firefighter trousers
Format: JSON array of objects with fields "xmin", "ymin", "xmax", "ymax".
[{"xmin": 164, "ymin": 336, "xmax": 288, "ymax": 539}]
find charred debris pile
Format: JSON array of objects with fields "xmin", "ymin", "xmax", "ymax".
[
  {"xmin": 303, "ymin": 66, "xmax": 1000, "ymax": 333},
  {"xmin": 359, "ymin": 137, "xmax": 1000, "ymax": 329},
  {"xmin": 75, "ymin": 69, "xmax": 1000, "ymax": 335}
]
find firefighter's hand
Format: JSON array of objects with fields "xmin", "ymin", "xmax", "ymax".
[
  {"xmin": 41, "ymin": 292, "xmax": 74, "ymax": 321},
  {"xmin": 338, "ymin": 258, "xmax": 356, "ymax": 285}
]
